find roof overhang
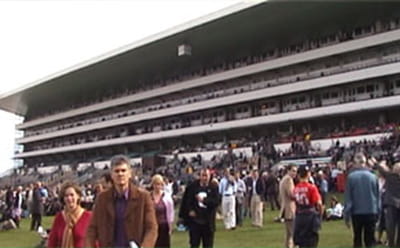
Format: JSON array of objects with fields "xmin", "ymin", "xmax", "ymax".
[{"xmin": 1, "ymin": 1, "xmax": 400, "ymax": 117}]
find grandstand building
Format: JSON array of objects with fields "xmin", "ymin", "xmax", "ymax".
[{"xmin": 2, "ymin": 1, "xmax": 400, "ymax": 172}]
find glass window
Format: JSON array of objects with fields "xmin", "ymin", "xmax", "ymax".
[{"xmin": 366, "ymin": 85, "xmax": 374, "ymax": 93}]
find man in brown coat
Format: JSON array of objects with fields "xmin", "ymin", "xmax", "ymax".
[
  {"xmin": 279, "ymin": 164, "xmax": 297, "ymax": 248},
  {"xmin": 86, "ymin": 155, "xmax": 158, "ymax": 248}
]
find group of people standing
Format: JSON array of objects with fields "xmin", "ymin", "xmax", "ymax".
[
  {"xmin": 344, "ymin": 152, "xmax": 400, "ymax": 248},
  {"xmin": 4, "ymin": 151, "xmax": 399, "ymax": 248},
  {"xmin": 3, "ymin": 181, "xmax": 47, "ymax": 231},
  {"xmin": 215, "ymin": 168, "xmax": 280, "ymax": 230},
  {"xmin": 179, "ymin": 164, "xmax": 324, "ymax": 248},
  {"xmin": 47, "ymin": 154, "xmax": 177, "ymax": 248}
]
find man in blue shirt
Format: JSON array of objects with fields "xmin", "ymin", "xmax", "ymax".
[
  {"xmin": 344, "ymin": 152, "xmax": 380, "ymax": 248},
  {"xmin": 219, "ymin": 169, "xmax": 237, "ymax": 230}
]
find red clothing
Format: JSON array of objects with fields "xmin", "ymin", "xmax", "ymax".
[
  {"xmin": 293, "ymin": 182, "xmax": 321, "ymax": 207},
  {"xmin": 48, "ymin": 210, "xmax": 92, "ymax": 248}
]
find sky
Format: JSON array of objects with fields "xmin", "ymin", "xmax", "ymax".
[{"xmin": 0, "ymin": 0, "xmax": 242, "ymax": 175}]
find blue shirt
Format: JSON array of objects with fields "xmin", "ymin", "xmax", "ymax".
[
  {"xmin": 344, "ymin": 168, "xmax": 380, "ymax": 220},
  {"xmin": 219, "ymin": 177, "xmax": 237, "ymax": 196},
  {"xmin": 114, "ymin": 189, "xmax": 129, "ymax": 248},
  {"xmin": 320, "ymin": 179, "xmax": 328, "ymax": 193}
]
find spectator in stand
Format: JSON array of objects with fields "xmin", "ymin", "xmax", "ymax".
[
  {"xmin": 376, "ymin": 160, "xmax": 400, "ymax": 248},
  {"xmin": 344, "ymin": 152, "xmax": 379, "ymax": 248},
  {"xmin": 149, "ymin": 174, "xmax": 174, "ymax": 248},
  {"xmin": 279, "ymin": 164, "xmax": 297, "ymax": 248},
  {"xmin": 48, "ymin": 182, "xmax": 92, "ymax": 248}
]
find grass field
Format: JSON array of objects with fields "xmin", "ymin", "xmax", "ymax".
[{"xmin": 0, "ymin": 206, "xmax": 357, "ymax": 248}]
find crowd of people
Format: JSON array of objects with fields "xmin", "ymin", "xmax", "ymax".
[
  {"xmin": 0, "ymin": 148, "xmax": 398, "ymax": 248},
  {"xmin": 3, "ymin": 129, "xmax": 400, "ymax": 248}
]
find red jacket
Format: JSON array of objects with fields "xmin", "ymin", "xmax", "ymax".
[{"xmin": 48, "ymin": 210, "xmax": 92, "ymax": 248}]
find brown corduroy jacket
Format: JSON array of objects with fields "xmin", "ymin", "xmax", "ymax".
[{"xmin": 85, "ymin": 183, "xmax": 158, "ymax": 248}]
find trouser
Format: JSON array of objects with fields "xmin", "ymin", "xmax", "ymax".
[
  {"xmin": 385, "ymin": 206, "xmax": 400, "ymax": 248},
  {"xmin": 294, "ymin": 211, "xmax": 320, "ymax": 248},
  {"xmin": 236, "ymin": 196, "xmax": 244, "ymax": 226},
  {"xmin": 31, "ymin": 213, "xmax": 42, "ymax": 231},
  {"xmin": 189, "ymin": 222, "xmax": 215, "ymax": 248},
  {"xmin": 321, "ymin": 192, "xmax": 327, "ymax": 205},
  {"xmin": 243, "ymin": 196, "xmax": 251, "ymax": 218},
  {"xmin": 285, "ymin": 219, "xmax": 294, "ymax": 248},
  {"xmin": 351, "ymin": 214, "xmax": 376, "ymax": 248},
  {"xmin": 250, "ymin": 195, "xmax": 263, "ymax": 227},
  {"xmin": 267, "ymin": 193, "xmax": 281, "ymax": 211},
  {"xmin": 222, "ymin": 195, "xmax": 236, "ymax": 229},
  {"xmin": 155, "ymin": 222, "xmax": 171, "ymax": 248}
]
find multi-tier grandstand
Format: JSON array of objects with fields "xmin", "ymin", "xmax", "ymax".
[{"xmin": 2, "ymin": 1, "xmax": 400, "ymax": 184}]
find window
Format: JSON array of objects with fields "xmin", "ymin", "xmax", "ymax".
[
  {"xmin": 357, "ymin": 87, "xmax": 365, "ymax": 94},
  {"xmin": 331, "ymin": 92, "xmax": 339, "ymax": 98},
  {"xmin": 366, "ymin": 85, "xmax": 374, "ymax": 93}
]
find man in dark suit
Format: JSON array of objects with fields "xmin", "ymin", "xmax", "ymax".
[
  {"xmin": 86, "ymin": 155, "xmax": 158, "ymax": 248},
  {"xmin": 30, "ymin": 182, "xmax": 44, "ymax": 231},
  {"xmin": 246, "ymin": 169, "xmax": 265, "ymax": 227},
  {"xmin": 179, "ymin": 168, "xmax": 220, "ymax": 248}
]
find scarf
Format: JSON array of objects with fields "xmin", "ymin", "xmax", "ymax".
[{"xmin": 61, "ymin": 206, "xmax": 84, "ymax": 248}]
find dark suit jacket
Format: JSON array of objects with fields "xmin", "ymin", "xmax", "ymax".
[
  {"xmin": 31, "ymin": 188, "xmax": 44, "ymax": 215},
  {"xmin": 85, "ymin": 183, "xmax": 158, "ymax": 248},
  {"xmin": 179, "ymin": 180, "xmax": 219, "ymax": 231},
  {"xmin": 246, "ymin": 177, "xmax": 266, "ymax": 200}
]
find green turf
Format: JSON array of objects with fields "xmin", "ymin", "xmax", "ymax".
[{"xmin": 0, "ymin": 207, "xmax": 356, "ymax": 248}]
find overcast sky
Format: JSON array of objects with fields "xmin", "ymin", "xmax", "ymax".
[{"xmin": 0, "ymin": 0, "xmax": 241, "ymax": 174}]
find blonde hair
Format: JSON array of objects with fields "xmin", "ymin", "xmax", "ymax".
[{"xmin": 151, "ymin": 174, "xmax": 165, "ymax": 186}]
